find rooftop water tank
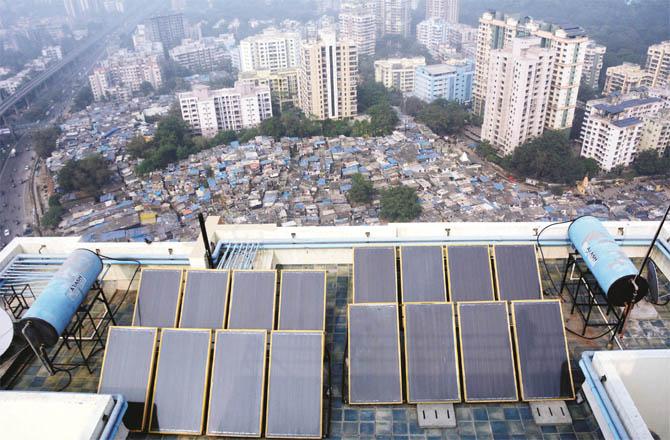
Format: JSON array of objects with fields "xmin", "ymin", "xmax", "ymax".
[
  {"xmin": 568, "ymin": 216, "xmax": 647, "ymax": 306},
  {"xmin": 19, "ymin": 249, "xmax": 103, "ymax": 346}
]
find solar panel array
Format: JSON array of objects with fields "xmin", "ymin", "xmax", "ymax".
[
  {"xmin": 105, "ymin": 268, "xmax": 328, "ymax": 435},
  {"xmin": 347, "ymin": 246, "xmax": 572, "ymax": 404},
  {"xmin": 103, "ymin": 248, "xmax": 571, "ymax": 434}
]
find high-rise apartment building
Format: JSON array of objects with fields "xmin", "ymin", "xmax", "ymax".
[
  {"xmin": 239, "ymin": 29, "xmax": 301, "ymax": 73},
  {"xmin": 238, "ymin": 68, "xmax": 300, "ymax": 110},
  {"xmin": 581, "ymin": 40, "xmax": 606, "ymax": 90},
  {"xmin": 426, "ymin": 0, "xmax": 459, "ymax": 24},
  {"xmin": 378, "ymin": 0, "xmax": 411, "ymax": 38},
  {"xmin": 481, "ymin": 37, "xmax": 553, "ymax": 155},
  {"xmin": 64, "ymin": 0, "xmax": 104, "ymax": 18},
  {"xmin": 374, "ymin": 57, "xmax": 426, "ymax": 93},
  {"xmin": 88, "ymin": 49, "xmax": 163, "ymax": 101},
  {"xmin": 147, "ymin": 13, "xmax": 185, "ymax": 50},
  {"xmin": 417, "ymin": 18, "xmax": 475, "ymax": 58},
  {"xmin": 413, "ymin": 59, "xmax": 474, "ymax": 103},
  {"xmin": 473, "ymin": 11, "xmax": 588, "ymax": 131},
  {"xmin": 297, "ymin": 35, "xmax": 358, "ymax": 120},
  {"xmin": 580, "ymin": 92, "xmax": 668, "ymax": 170},
  {"xmin": 639, "ymin": 109, "xmax": 670, "ymax": 157},
  {"xmin": 603, "ymin": 63, "xmax": 651, "ymax": 95},
  {"xmin": 645, "ymin": 40, "xmax": 670, "ymax": 88},
  {"xmin": 169, "ymin": 36, "xmax": 231, "ymax": 72},
  {"xmin": 179, "ymin": 84, "xmax": 273, "ymax": 137},
  {"xmin": 338, "ymin": 8, "xmax": 376, "ymax": 56}
]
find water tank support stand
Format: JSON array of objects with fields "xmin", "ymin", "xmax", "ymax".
[{"xmin": 560, "ymin": 253, "xmax": 624, "ymax": 343}]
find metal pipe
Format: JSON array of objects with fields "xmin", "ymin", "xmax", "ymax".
[{"xmin": 198, "ymin": 213, "xmax": 214, "ymax": 268}]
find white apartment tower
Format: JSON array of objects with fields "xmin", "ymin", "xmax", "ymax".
[
  {"xmin": 481, "ymin": 37, "xmax": 554, "ymax": 155},
  {"xmin": 339, "ymin": 8, "xmax": 377, "ymax": 56},
  {"xmin": 426, "ymin": 0, "xmax": 459, "ymax": 24},
  {"xmin": 645, "ymin": 41, "xmax": 670, "ymax": 88},
  {"xmin": 473, "ymin": 11, "xmax": 588, "ymax": 131},
  {"xmin": 239, "ymin": 29, "xmax": 301, "ymax": 73},
  {"xmin": 179, "ymin": 84, "xmax": 273, "ymax": 137},
  {"xmin": 580, "ymin": 93, "xmax": 667, "ymax": 171},
  {"xmin": 298, "ymin": 35, "xmax": 358, "ymax": 120},
  {"xmin": 582, "ymin": 40, "xmax": 606, "ymax": 90},
  {"xmin": 603, "ymin": 63, "xmax": 651, "ymax": 95},
  {"xmin": 378, "ymin": 0, "xmax": 411, "ymax": 38},
  {"xmin": 374, "ymin": 57, "xmax": 426, "ymax": 93}
]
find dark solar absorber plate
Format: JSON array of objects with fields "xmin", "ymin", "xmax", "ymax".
[
  {"xmin": 207, "ymin": 330, "xmax": 266, "ymax": 437},
  {"xmin": 98, "ymin": 326, "xmax": 157, "ymax": 431},
  {"xmin": 228, "ymin": 271, "xmax": 276, "ymax": 330},
  {"xmin": 353, "ymin": 247, "xmax": 397, "ymax": 303},
  {"xmin": 494, "ymin": 245, "xmax": 542, "ymax": 301},
  {"xmin": 400, "ymin": 246, "xmax": 446, "ymax": 302},
  {"xmin": 132, "ymin": 269, "xmax": 182, "ymax": 327},
  {"xmin": 149, "ymin": 329, "xmax": 211, "ymax": 435},
  {"xmin": 458, "ymin": 302, "xmax": 518, "ymax": 402},
  {"xmin": 348, "ymin": 304, "xmax": 402, "ymax": 404},
  {"xmin": 447, "ymin": 246, "xmax": 494, "ymax": 302},
  {"xmin": 180, "ymin": 270, "xmax": 229, "ymax": 328},
  {"xmin": 512, "ymin": 300, "xmax": 574, "ymax": 401},
  {"xmin": 266, "ymin": 331, "xmax": 324, "ymax": 439},
  {"xmin": 404, "ymin": 303, "xmax": 459, "ymax": 402},
  {"xmin": 278, "ymin": 271, "xmax": 326, "ymax": 331}
]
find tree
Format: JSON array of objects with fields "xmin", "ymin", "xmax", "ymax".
[
  {"xmin": 126, "ymin": 136, "xmax": 148, "ymax": 159},
  {"xmin": 348, "ymin": 173, "xmax": 375, "ymax": 204},
  {"xmin": 42, "ymin": 195, "xmax": 64, "ymax": 229},
  {"xmin": 58, "ymin": 154, "xmax": 113, "ymax": 197},
  {"xmin": 416, "ymin": 100, "xmax": 469, "ymax": 136},
  {"xmin": 368, "ymin": 103, "xmax": 399, "ymax": 135},
  {"xmin": 578, "ymin": 83, "xmax": 598, "ymax": 102},
  {"xmin": 509, "ymin": 130, "xmax": 600, "ymax": 184},
  {"xmin": 632, "ymin": 150, "xmax": 670, "ymax": 176},
  {"xmin": 357, "ymin": 81, "xmax": 390, "ymax": 113},
  {"xmin": 380, "ymin": 186, "xmax": 422, "ymax": 222},
  {"xmin": 72, "ymin": 85, "xmax": 93, "ymax": 111},
  {"xmin": 403, "ymin": 96, "xmax": 426, "ymax": 117},
  {"xmin": 139, "ymin": 81, "xmax": 155, "ymax": 96},
  {"xmin": 33, "ymin": 125, "xmax": 62, "ymax": 159}
]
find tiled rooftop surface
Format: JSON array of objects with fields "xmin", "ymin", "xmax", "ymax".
[{"xmin": 10, "ymin": 260, "xmax": 670, "ymax": 440}]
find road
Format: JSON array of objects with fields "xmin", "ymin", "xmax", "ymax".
[{"xmin": 0, "ymin": 39, "xmax": 107, "ymax": 247}]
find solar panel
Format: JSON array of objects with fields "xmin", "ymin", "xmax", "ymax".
[
  {"xmin": 457, "ymin": 302, "xmax": 518, "ymax": 402},
  {"xmin": 494, "ymin": 245, "xmax": 543, "ymax": 301},
  {"xmin": 403, "ymin": 303, "xmax": 459, "ymax": 403},
  {"xmin": 353, "ymin": 247, "xmax": 397, "ymax": 303},
  {"xmin": 278, "ymin": 271, "xmax": 327, "ymax": 331},
  {"xmin": 207, "ymin": 330, "xmax": 267, "ymax": 437},
  {"xmin": 227, "ymin": 271, "xmax": 277, "ymax": 330},
  {"xmin": 98, "ymin": 326, "xmax": 157, "ymax": 431},
  {"xmin": 266, "ymin": 331, "xmax": 324, "ymax": 439},
  {"xmin": 348, "ymin": 304, "xmax": 402, "ymax": 404},
  {"xmin": 149, "ymin": 329, "xmax": 211, "ymax": 435},
  {"xmin": 512, "ymin": 300, "xmax": 574, "ymax": 401},
  {"xmin": 132, "ymin": 269, "xmax": 182, "ymax": 327},
  {"xmin": 446, "ymin": 246, "xmax": 495, "ymax": 302},
  {"xmin": 400, "ymin": 246, "xmax": 447, "ymax": 302},
  {"xmin": 179, "ymin": 270, "xmax": 230, "ymax": 329}
]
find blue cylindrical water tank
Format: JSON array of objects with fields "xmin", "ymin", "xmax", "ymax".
[
  {"xmin": 568, "ymin": 216, "xmax": 647, "ymax": 306},
  {"xmin": 20, "ymin": 249, "xmax": 103, "ymax": 346}
]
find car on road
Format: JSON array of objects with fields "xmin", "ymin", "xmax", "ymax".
[{"xmin": 3, "ymin": 229, "xmax": 9, "ymax": 237}]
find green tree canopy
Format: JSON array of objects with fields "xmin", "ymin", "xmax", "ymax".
[
  {"xmin": 33, "ymin": 125, "xmax": 62, "ymax": 159},
  {"xmin": 348, "ymin": 173, "xmax": 375, "ymax": 204},
  {"xmin": 58, "ymin": 154, "xmax": 113, "ymax": 197},
  {"xmin": 72, "ymin": 85, "xmax": 93, "ymax": 111},
  {"xmin": 416, "ymin": 100, "xmax": 470, "ymax": 136},
  {"xmin": 509, "ymin": 130, "xmax": 600, "ymax": 184},
  {"xmin": 367, "ymin": 103, "xmax": 400, "ymax": 136},
  {"xmin": 632, "ymin": 150, "xmax": 670, "ymax": 176},
  {"xmin": 380, "ymin": 185, "xmax": 422, "ymax": 222}
]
